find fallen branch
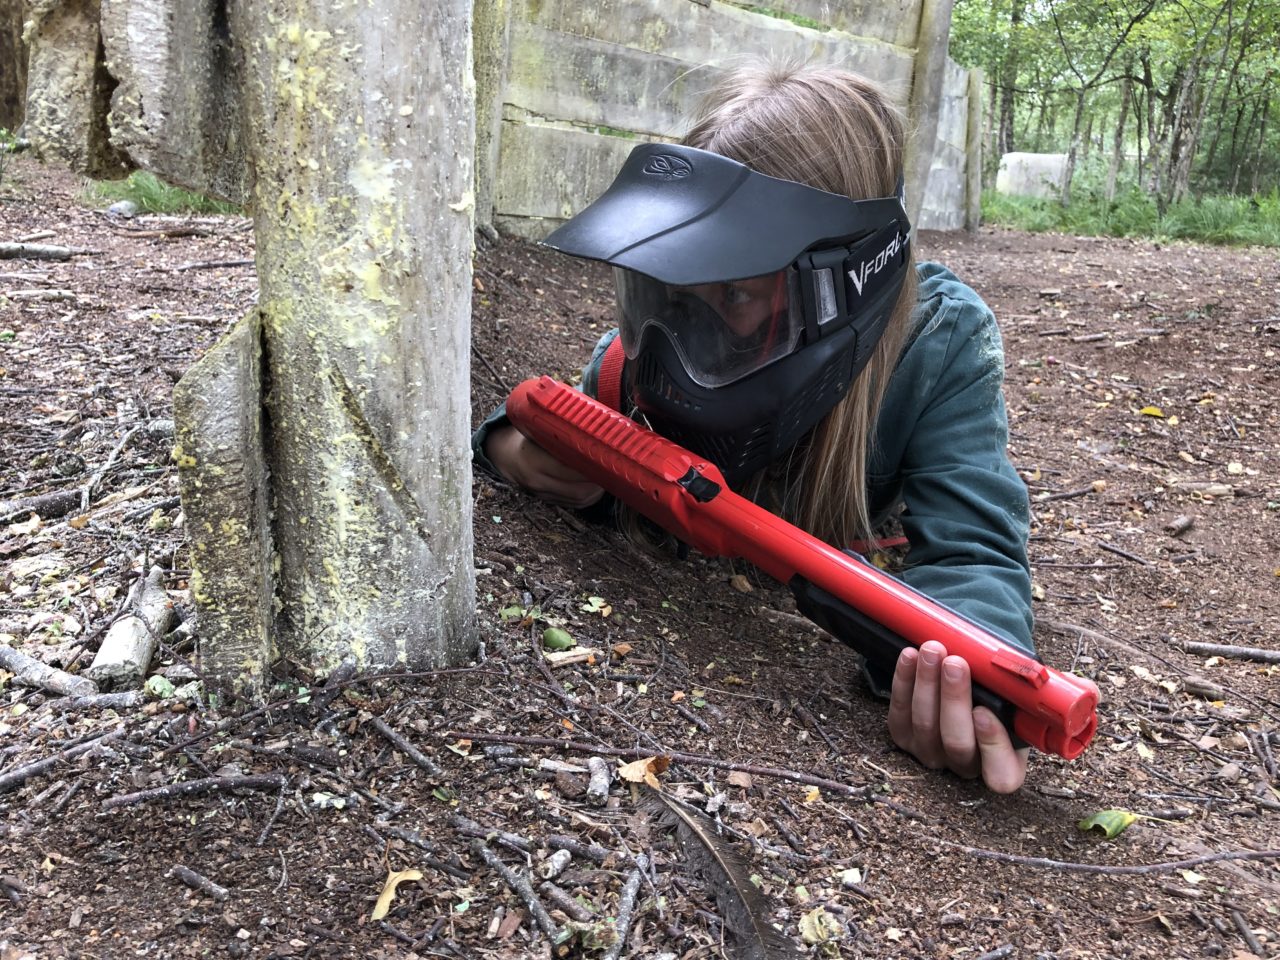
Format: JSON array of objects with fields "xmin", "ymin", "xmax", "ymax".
[
  {"xmin": 173, "ymin": 258, "xmax": 254, "ymax": 272},
  {"xmin": 602, "ymin": 854, "xmax": 648, "ymax": 960},
  {"xmin": 540, "ymin": 880, "xmax": 595, "ymax": 921},
  {"xmin": 0, "ymin": 242, "xmax": 93, "ymax": 261},
  {"xmin": 1096, "ymin": 541, "xmax": 1151, "ymax": 565},
  {"xmin": 1232, "ymin": 909, "xmax": 1266, "ymax": 956},
  {"xmin": 585, "ymin": 756, "xmax": 611, "ymax": 807},
  {"xmin": 1035, "ymin": 485, "xmax": 1097, "ymax": 503},
  {"xmin": 113, "ymin": 225, "xmax": 211, "ymax": 239},
  {"xmin": 86, "ymin": 566, "xmax": 176, "ymax": 689},
  {"xmin": 168, "ymin": 864, "xmax": 230, "ymax": 901},
  {"xmin": 102, "ymin": 773, "xmax": 287, "ymax": 810},
  {"xmin": 466, "ymin": 834, "xmax": 559, "ymax": 938},
  {"xmin": 82, "ymin": 423, "xmax": 144, "ymax": 510},
  {"xmin": 4, "ymin": 288, "xmax": 77, "ymax": 302},
  {"xmin": 368, "ymin": 716, "xmax": 444, "ymax": 778},
  {"xmin": 0, "ymin": 727, "xmax": 126, "ymax": 794},
  {"xmin": 447, "ymin": 730, "xmax": 930, "ymax": 819},
  {"xmin": 0, "ymin": 644, "xmax": 98, "ymax": 698},
  {"xmin": 1181, "ymin": 640, "xmax": 1280, "ymax": 665},
  {"xmin": 931, "ymin": 837, "xmax": 1280, "ymax": 875},
  {"xmin": 0, "ymin": 489, "xmax": 81, "ymax": 524}
]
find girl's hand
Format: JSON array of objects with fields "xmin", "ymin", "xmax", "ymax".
[
  {"xmin": 484, "ymin": 425, "xmax": 605, "ymax": 509},
  {"xmin": 887, "ymin": 640, "xmax": 1032, "ymax": 793}
]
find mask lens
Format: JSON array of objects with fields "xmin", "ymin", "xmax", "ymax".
[{"xmin": 613, "ymin": 268, "xmax": 802, "ymax": 388}]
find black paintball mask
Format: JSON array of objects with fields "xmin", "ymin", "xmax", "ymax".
[{"xmin": 543, "ymin": 142, "xmax": 912, "ymax": 487}]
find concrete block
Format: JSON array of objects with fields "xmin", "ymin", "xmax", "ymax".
[{"xmin": 997, "ymin": 152, "xmax": 1067, "ymax": 199}]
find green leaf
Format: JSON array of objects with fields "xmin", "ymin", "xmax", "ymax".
[
  {"xmin": 1078, "ymin": 809, "xmax": 1139, "ymax": 838},
  {"xmin": 498, "ymin": 605, "xmax": 524, "ymax": 622},
  {"xmin": 542, "ymin": 627, "xmax": 575, "ymax": 650},
  {"xmin": 144, "ymin": 675, "xmax": 176, "ymax": 700}
]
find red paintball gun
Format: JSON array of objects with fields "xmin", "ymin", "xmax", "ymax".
[{"xmin": 505, "ymin": 376, "xmax": 1098, "ymax": 760}]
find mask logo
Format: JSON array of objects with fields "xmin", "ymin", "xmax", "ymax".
[
  {"xmin": 642, "ymin": 154, "xmax": 693, "ymax": 181},
  {"xmin": 848, "ymin": 230, "xmax": 905, "ymax": 298}
]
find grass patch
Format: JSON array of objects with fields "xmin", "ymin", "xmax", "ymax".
[
  {"xmin": 83, "ymin": 170, "xmax": 243, "ymax": 216},
  {"xmin": 982, "ymin": 188, "xmax": 1280, "ymax": 248}
]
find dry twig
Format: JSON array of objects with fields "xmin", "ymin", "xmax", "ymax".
[
  {"xmin": 102, "ymin": 773, "xmax": 287, "ymax": 810},
  {"xmin": 168, "ymin": 864, "xmax": 230, "ymax": 901}
]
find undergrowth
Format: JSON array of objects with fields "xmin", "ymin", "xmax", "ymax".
[
  {"xmin": 83, "ymin": 170, "xmax": 242, "ymax": 216},
  {"xmin": 984, "ymin": 158, "xmax": 1279, "ymax": 247}
]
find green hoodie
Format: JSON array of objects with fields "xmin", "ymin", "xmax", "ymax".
[{"xmin": 473, "ymin": 261, "xmax": 1034, "ymax": 654}]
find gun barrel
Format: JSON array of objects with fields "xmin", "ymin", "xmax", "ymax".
[{"xmin": 507, "ymin": 377, "xmax": 1097, "ymax": 759}]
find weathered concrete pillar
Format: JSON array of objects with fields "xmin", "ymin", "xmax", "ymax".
[
  {"xmin": 904, "ymin": 0, "xmax": 955, "ymax": 228},
  {"xmin": 473, "ymin": 0, "xmax": 511, "ymax": 232},
  {"xmin": 965, "ymin": 68, "xmax": 984, "ymax": 232}
]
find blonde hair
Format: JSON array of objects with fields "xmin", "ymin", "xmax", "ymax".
[{"xmin": 679, "ymin": 62, "xmax": 918, "ymax": 547}]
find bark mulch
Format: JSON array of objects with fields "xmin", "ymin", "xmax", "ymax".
[{"xmin": 1, "ymin": 155, "xmax": 1278, "ymax": 959}]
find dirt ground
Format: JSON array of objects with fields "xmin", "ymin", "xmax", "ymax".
[{"xmin": 1, "ymin": 154, "xmax": 1278, "ymax": 960}]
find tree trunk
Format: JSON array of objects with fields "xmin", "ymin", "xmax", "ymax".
[
  {"xmin": 1106, "ymin": 62, "xmax": 1133, "ymax": 201},
  {"xmin": 997, "ymin": 0, "xmax": 1023, "ymax": 158},
  {"xmin": 98, "ymin": 0, "xmax": 248, "ymax": 202},
  {"xmin": 1202, "ymin": 6, "xmax": 1252, "ymax": 183},
  {"xmin": 23, "ymin": 0, "xmax": 130, "ymax": 178},
  {"xmin": 1250, "ymin": 94, "xmax": 1270, "ymax": 194},
  {"xmin": 0, "ymin": 0, "xmax": 27, "ymax": 130},
  {"xmin": 1060, "ymin": 89, "xmax": 1087, "ymax": 207},
  {"xmin": 213, "ymin": 2, "xmax": 477, "ymax": 683}
]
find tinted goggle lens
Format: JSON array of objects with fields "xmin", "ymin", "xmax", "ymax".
[{"xmin": 613, "ymin": 268, "xmax": 803, "ymax": 388}]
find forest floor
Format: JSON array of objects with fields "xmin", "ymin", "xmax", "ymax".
[{"xmin": 0, "ymin": 154, "xmax": 1278, "ymax": 960}]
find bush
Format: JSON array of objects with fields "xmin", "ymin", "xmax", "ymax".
[{"xmin": 983, "ymin": 180, "xmax": 1279, "ymax": 247}]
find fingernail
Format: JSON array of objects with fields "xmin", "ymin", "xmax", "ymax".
[
  {"xmin": 973, "ymin": 709, "xmax": 994, "ymax": 734},
  {"xmin": 921, "ymin": 648, "xmax": 940, "ymax": 667},
  {"xmin": 943, "ymin": 661, "xmax": 964, "ymax": 681}
]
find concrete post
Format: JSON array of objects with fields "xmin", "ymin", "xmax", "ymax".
[{"xmin": 904, "ymin": 0, "xmax": 955, "ymax": 229}]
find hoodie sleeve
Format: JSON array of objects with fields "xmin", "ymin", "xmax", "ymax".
[
  {"xmin": 471, "ymin": 330, "xmax": 620, "ymax": 476},
  {"xmin": 879, "ymin": 270, "xmax": 1034, "ymax": 653}
]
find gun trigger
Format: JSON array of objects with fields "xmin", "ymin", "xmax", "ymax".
[{"xmin": 992, "ymin": 649, "xmax": 1049, "ymax": 688}]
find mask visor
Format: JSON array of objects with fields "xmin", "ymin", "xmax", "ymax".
[{"xmin": 614, "ymin": 268, "xmax": 803, "ymax": 388}]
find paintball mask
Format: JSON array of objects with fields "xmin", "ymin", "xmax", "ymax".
[{"xmin": 543, "ymin": 142, "xmax": 911, "ymax": 486}]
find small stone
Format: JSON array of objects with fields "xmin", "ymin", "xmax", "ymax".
[{"xmin": 107, "ymin": 199, "xmax": 139, "ymax": 218}]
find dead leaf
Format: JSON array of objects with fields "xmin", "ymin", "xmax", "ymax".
[
  {"xmin": 617, "ymin": 755, "xmax": 670, "ymax": 789},
  {"xmin": 729, "ymin": 574, "xmax": 753, "ymax": 593},
  {"xmin": 726, "ymin": 770, "xmax": 753, "ymax": 790},
  {"xmin": 370, "ymin": 868, "xmax": 423, "ymax": 921},
  {"xmin": 799, "ymin": 906, "xmax": 840, "ymax": 945},
  {"xmin": 1139, "ymin": 405, "xmax": 1165, "ymax": 418}
]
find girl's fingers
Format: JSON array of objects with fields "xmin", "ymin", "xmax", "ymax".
[
  {"xmin": 887, "ymin": 648, "xmax": 919, "ymax": 750},
  {"xmin": 973, "ymin": 707, "xmax": 1029, "ymax": 794},
  {"xmin": 908, "ymin": 641, "xmax": 948, "ymax": 768},
  {"xmin": 938, "ymin": 656, "xmax": 980, "ymax": 778}
]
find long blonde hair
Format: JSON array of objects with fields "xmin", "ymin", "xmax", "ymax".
[{"xmin": 679, "ymin": 62, "xmax": 918, "ymax": 547}]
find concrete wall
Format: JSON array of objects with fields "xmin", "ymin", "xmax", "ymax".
[{"xmin": 484, "ymin": 0, "xmax": 980, "ymax": 237}]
